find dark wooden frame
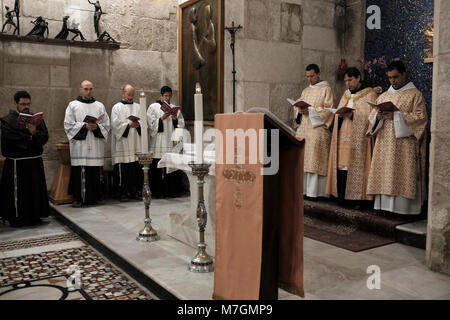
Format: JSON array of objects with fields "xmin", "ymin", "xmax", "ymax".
[{"xmin": 178, "ymin": 0, "xmax": 224, "ymax": 125}]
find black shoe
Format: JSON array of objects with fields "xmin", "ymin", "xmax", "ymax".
[
  {"xmin": 9, "ymin": 220, "xmax": 24, "ymax": 228},
  {"xmin": 72, "ymin": 200, "xmax": 82, "ymax": 208}
]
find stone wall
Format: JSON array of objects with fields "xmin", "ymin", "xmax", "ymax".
[
  {"xmin": 221, "ymin": 0, "xmax": 365, "ymax": 125},
  {"xmin": 426, "ymin": 0, "xmax": 450, "ymax": 275},
  {"xmin": 1, "ymin": 0, "xmax": 366, "ymax": 188},
  {"xmin": 0, "ymin": 0, "xmax": 179, "ymax": 188}
]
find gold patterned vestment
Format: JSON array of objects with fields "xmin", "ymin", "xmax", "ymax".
[
  {"xmin": 366, "ymin": 83, "xmax": 427, "ymax": 201},
  {"xmin": 326, "ymin": 87, "xmax": 378, "ymax": 200},
  {"xmin": 294, "ymin": 82, "xmax": 336, "ymax": 176}
]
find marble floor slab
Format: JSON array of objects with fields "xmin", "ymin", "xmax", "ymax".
[{"xmin": 47, "ymin": 198, "xmax": 450, "ymax": 300}]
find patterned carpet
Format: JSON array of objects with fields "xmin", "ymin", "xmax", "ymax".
[
  {"xmin": 303, "ymin": 200, "xmax": 423, "ymax": 252},
  {"xmin": 0, "ymin": 233, "xmax": 154, "ymax": 300}
]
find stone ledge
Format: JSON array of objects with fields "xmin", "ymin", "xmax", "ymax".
[{"xmin": 0, "ymin": 34, "xmax": 120, "ymax": 50}]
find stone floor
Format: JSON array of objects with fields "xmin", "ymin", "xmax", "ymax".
[
  {"xmin": 2, "ymin": 197, "xmax": 450, "ymax": 300},
  {"xmin": 0, "ymin": 218, "xmax": 157, "ymax": 300}
]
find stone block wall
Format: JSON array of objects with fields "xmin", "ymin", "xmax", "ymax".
[
  {"xmin": 0, "ymin": 0, "xmax": 179, "ymax": 188},
  {"xmin": 222, "ymin": 0, "xmax": 365, "ymax": 126},
  {"xmin": 426, "ymin": 0, "xmax": 450, "ymax": 275},
  {"xmin": 1, "ymin": 0, "xmax": 366, "ymax": 189}
]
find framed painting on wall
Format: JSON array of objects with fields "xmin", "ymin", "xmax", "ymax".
[{"xmin": 178, "ymin": 0, "xmax": 224, "ymax": 124}]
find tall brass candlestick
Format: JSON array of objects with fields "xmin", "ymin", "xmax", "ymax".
[
  {"xmin": 188, "ymin": 162, "xmax": 214, "ymax": 273},
  {"xmin": 136, "ymin": 153, "xmax": 159, "ymax": 242}
]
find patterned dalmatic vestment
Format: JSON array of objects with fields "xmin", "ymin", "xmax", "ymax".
[
  {"xmin": 366, "ymin": 82, "xmax": 427, "ymax": 203},
  {"xmin": 326, "ymin": 87, "xmax": 378, "ymax": 200},
  {"xmin": 294, "ymin": 81, "xmax": 336, "ymax": 176}
]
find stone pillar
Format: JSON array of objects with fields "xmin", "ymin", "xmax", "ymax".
[{"xmin": 426, "ymin": 0, "xmax": 450, "ymax": 275}]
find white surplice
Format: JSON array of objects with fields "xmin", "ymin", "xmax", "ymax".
[
  {"xmin": 147, "ymin": 102, "xmax": 185, "ymax": 159},
  {"xmin": 64, "ymin": 99, "xmax": 110, "ymax": 166},
  {"xmin": 111, "ymin": 102, "xmax": 143, "ymax": 165}
]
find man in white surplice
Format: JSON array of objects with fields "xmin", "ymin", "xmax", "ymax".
[
  {"xmin": 64, "ymin": 80, "xmax": 110, "ymax": 207},
  {"xmin": 147, "ymin": 86, "xmax": 185, "ymax": 198},
  {"xmin": 111, "ymin": 84, "xmax": 144, "ymax": 202}
]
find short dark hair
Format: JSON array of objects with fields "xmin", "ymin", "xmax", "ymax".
[
  {"xmin": 14, "ymin": 91, "xmax": 31, "ymax": 103},
  {"xmin": 160, "ymin": 86, "xmax": 172, "ymax": 95},
  {"xmin": 305, "ymin": 64, "xmax": 320, "ymax": 74},
  {"xmin": 387, "ymin": 60, "xmax": 406, "ymax": 74},
  {"xmin": 344, "ymin": 67, "xmax": 361, "ymax": 79}
]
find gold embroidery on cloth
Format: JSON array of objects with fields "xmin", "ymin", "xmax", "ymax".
[{"xmin": 223, "ymin": 165, "xmax": 256, "ymax": 208}]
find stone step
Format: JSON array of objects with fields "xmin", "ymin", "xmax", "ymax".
[
  {"xmin": 395, "ymin": 220, "xmax": 427, "ymax": 249},
  {"xmin": 304, "ymin": 200, "xmax": 426, "ymax": 249}
]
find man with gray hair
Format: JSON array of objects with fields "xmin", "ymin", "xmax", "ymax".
[
  {"xmin": 64, "ymin": 80, "xmax": 110, "ymax": 207},
  {"xmin": 110, "ymin": 84, "xmax": 144, "ymax": 201}
]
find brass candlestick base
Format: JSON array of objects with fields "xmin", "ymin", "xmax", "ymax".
[
  {"xmin": 187, "ymin": 162, "xmax": 214, "ymax": 273},
  {"xmin": 136, "ymin": 153, "xmax": 159, "ymax": 242}
]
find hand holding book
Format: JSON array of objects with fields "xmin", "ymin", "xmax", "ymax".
[
  {"xmin": 326, "ymin": 107, "xmax": 354, "ymax": 116},
  {"xmin": 83, "ymin": 113, "xmax": 105, "ymax": 124},
  {"xmin": 367, "ymin": 101, "xmax": 399, "ymax": 112},
  {"xmin": 127, "ymin": 115, "xmax": 140, "ymax": 123},
  {"xmin": 287, "ymin": 98, "xmax": 311, "ymax": 110},
  {"xmin": 160, "ymin": 101, "xmax": 180, "ymax": 116},
  {"xmin": 17, "ymin": 112, "xmax": 44, "ymax": 127}
]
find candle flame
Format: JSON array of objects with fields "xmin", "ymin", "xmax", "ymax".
[
  {"xmin": 195, "ymin": 82, "xmax": 202, "ymax": 94},
  {"xmin": 140, "ymin": 90, "xmax": 146, "ymax": 97}
]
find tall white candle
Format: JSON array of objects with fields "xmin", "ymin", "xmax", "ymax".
[
  {"xmin": 139, "ymin": 90, "xmax": 148, "ymax": 154},
  {"xmin": 194, "ymin": 82, "xmax": 203, "ymax": 164}
]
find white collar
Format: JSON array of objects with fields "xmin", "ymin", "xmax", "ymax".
[
  {"xmin": 310, "ymin": 81, "xmax": 330, "ymax": 88},
  {"xmin": 388, "ymin": 82, "xmax": 416, "ymax": 93}
]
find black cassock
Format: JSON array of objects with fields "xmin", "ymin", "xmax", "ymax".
[{"xmin": 0, "ymin": 110, "xmax": 50, "ymax": 227}]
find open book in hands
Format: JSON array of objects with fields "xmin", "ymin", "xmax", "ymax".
[
  {"xmin": 367, "ymin": 101, "xmax": 399, "ymax": 112},
  {"xmin": 127, "ymin": 115, "xmax": 140, "ymax": 122},
  {"xmin": 160, "ymin": 101, "xmax": 181, "ymax": 116},
  {"xmin": 287, "ymin": 98, "xmax": 311, "ymax": 110},
  {"xmin": 326, "ymin": 107, "xmax": 355, "ymax": 115},
  {"xmin": 17, "ymin": 112, "xmax": 44, "ymax": 127},
  {"xmin": 83, "ymin": 113, "xmax": 105, "ymax": 124}
]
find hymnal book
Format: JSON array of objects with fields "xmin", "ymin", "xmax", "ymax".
[
  {"xmin": 127, "ymin": 115, "xmax": 140, "ymax": 122},
  {"xmin": 367, "ymin": 101, "xmax": 399, "ymax": 112},
  {"xmin": 326, "ymin": 107, "xmax": 355, "ymax": 115},
  {"xmin": 17, "ymin": 112, "xmax": 44, "ymax": 127},
  {"xmin": 83, "ymin": 114, "xmax": 105, "ymax": 124},
  {"xmin": 287, "ymin": 98, "xmax": 310, "ymax": 109},
  {"xmin": 160, "ymin": 101, "xmax": 180, "ymax": 116}
]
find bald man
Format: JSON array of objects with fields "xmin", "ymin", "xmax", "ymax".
[
  {"xmin": 110, "ymin": 85, "xmax": 144, "ymax": 201},
  {"xmin": 64, "ymin": 80, "xmax": 110, "ymax": 207}
]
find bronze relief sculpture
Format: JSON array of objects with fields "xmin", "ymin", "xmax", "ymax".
[{"xmin": 181, "ymin": 0, "xmax": 223, "ymax": 122}]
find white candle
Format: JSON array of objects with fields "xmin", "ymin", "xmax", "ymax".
[
  {"xmin": 194, "ymin": 82, "xmax": 203, "ymax": 164},
  {"xmin": 139, "ymin": 90, "xmax": 148, "ymax": 154}
]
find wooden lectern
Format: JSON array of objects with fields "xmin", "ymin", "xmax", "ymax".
[
  {"xmin": 213, "ymin": 108, "xmax": 305, "ymax": 300},
  {"xmin": 49, "ymin": 143, "xmax": 72, "ymax": 204}
]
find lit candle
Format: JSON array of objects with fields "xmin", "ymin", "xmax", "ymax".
[
  {"xmin": 139, "ymin": 90, "xmax": 148, "ymax": 154},
  {"xmin": 194, "ymin": 82, "xmax": 203, "ymax": 164}
]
